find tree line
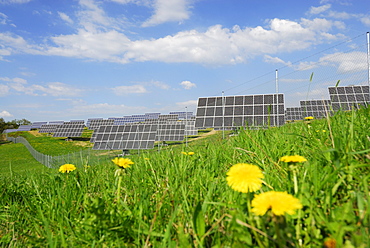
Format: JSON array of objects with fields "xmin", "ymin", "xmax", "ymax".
[{"xmin": 0, "ymin": 118, "xmax": 32, "ymax": 134}]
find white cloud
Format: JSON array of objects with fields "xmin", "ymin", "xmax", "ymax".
[
  {"xmin": 48, "ymin": 29, "xmax": 131, "ymax": 63},
  {"xmin": 112, "ymin": 84, "xmax": 147, "ymax": 95},
  {"xmin": 0, "ymin": 84, "xmax": 9, "ymax": 96},
  {"xmin": 0, "ymin": 32, "xmax": 43, "ymax": 57},
  {"xmin": 142, "ymin": 0, "xmax": 191, "ymax": 27},
  {"xmin": 77, "ymin": 0, "xmax": 127, "ymax": 32},
  {"xmin": 0, "ymin": 110, "xmax": 13, "ymax": 117},
  {"xmin": 264, "ymin": 55, "xmax": 320, "ymax": 71},
  {"xmin": 2, "ymin": 15, "xmax": 345, "ymax": 65},
  {"xmin": 32, "ymin": 82, "xmax": 82, "ymax": 96},
  {"xmin": 109, "ymin": 0, "xmax": 151, "ymax": 5},
  {"xmin": 180, "ymin": 80, "xmax": 196, "ymax": 89},
  {"xmin": 0, "ymin": 0, "xmax": 31, "ymax": 4},
  {"xmin": 360, "ymin": 16, "xmax": 370, "ymax": 26},
  {"xmin": 307, "ymin": 4, "xmax": 331, "ymax": 15},
  {"xmin": 150, "ymin": 81, "xmax": 170, "ymax": 90},
  {"xmin": 319, "ymin": 51, "xmax": 368, "ymax": 74},
  {"xmin": 0, "ymin": 77, "xmax": 82, "ymax": 96},
  {"xmin": 0, "ymin": 12, "xmax": 8, "ymax": 25},
  {"xmin": 58, "ymin": 12, "xmax": 74, "ymax": 24},
  {"xmin": 264, "ymin": 55, "xmax": 291, "ymax": 66}
]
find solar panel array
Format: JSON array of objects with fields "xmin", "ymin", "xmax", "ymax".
[
  {"xmin": 158, "ymin": 114, "xmax": 179, "ymax": 121},
  {"xmin": 2, "ymin": 129, "xmax": 18, "ymax": 134},
  {"xmin": 195, "ymin": 94, "xmax": 285, "ymax": 128},
  {"xmin": 53, "ymin": 123, "xmax": 85, "ymax": 137},
  {"xmin": 31, "ymin": 122, "xmax": 48, "ymax": 129},
  {"xmin": 88, "ymin": 119, "xmax": 115, "ymax": 130},
  {"xmin": 328, "ymin": 85, "xmax": 370, "ymax": 111},
  {"xmin": 285, "ymin": 107, "xmax": 303, "ymax": 121},
  {"xmin": 49, "ymin": 121, "xmax": 65, "ymax": 125},
  {"xmin": 17, "ymin": 125, "xmax": 32, "ymax": 131},
  {"xmin": 300, "ymin": 100, "xmax": 332, "ymax": 119},
  {"xmin": 93, "ymin": 124, "xmax": 157, "ymax": 150},
  {"xmin": 155, "ymin": 123, "xmax": 185, "ymax": 141},
  {"xmin": 86, "ymin": 118, "xmax": 103, "ymax": 128},
  {"xmin": 184, "ymin": 118, "xmax": 198, "ymax": 136},
  {"xmin": 39, "ymin": 124, "xmax": 62, "ymax": 133}
]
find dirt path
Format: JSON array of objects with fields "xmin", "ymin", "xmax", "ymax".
[{"xmin": 190, "ymin": 129, "xmax": 218, "ymax": 141}]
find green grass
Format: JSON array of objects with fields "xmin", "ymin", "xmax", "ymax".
[
  {"xmin": 0, "ymin": 141, "xmax": 46, "ymax": 175},
  {"xmin": 1, "ymin": 108, "xmax": 369, "ymax": 247}
]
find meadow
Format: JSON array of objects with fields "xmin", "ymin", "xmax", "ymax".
[{"xmin": 0, "ymin": 108, "xmax": 369, "ymax": 247}]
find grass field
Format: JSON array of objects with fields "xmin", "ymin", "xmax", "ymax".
[{"xmin": 0, "ymin": 108, "xmax": 369, "ymax": 247}]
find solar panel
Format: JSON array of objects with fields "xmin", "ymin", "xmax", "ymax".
[
  {"xmin": 300, "ymin": 100, "xmax": 332, "ymax": 119},
  {"xmin": 53, "ymin": 123, "xmax": 85, "ymax": 137},
  {"xmin": 155, "ymin": 123, "xmax": 186, "ymax": 142},
  {"xmin": 2, "ymin": 129, "xmax": 18, "ymax": 134},
  {"xmin": 17, "ymin": 125, "xmax": 32, "ymax": 131},
  {"xmin": 48, "ymin": 121, "xmax": 65, "ymax": 125},
  {"xmin": 184, "ymin": 118, "xmax": 198, "ymax": 136},
  {"xmin": 158, "ymin": 114, "xmax": 179, "ymax": 121},
  {"xmin": 145, "ymin": 113, "xmax": 161, "ymax": 119},
  {"xmin": 195, "ymin": 94, "xmax": 285, "ymax": 128},
  {"xmin": 92, "ymin": 124, "xmax": 157, "ymax": 150},
  {"xmin": 328, "ymin": 85, "xmax": 369, "ymax": 111},
  {"xmin": 65, "ymin": 120, "xmax": 85, "ymax": 125},
  {"xmin": 86, "ymin": 118, "xmax": 103, "ymax": 128},
  {"xmin": 89, "ymin": 119, "xmax": 115, "ymax": 142},
  {"xmin": 31, "ymin": 122, "xmax": 48, "ymax": 129},
  {"xmin": 88, "ymin": 119, "xmax": 115, "ymax": 130},
  {"xmin": 39, "ymin": 124, "xmax": 62, "ymax": 133},
  {"xmin": 285, "ymin": 107, "xmax": 303, "ymax": 121}
]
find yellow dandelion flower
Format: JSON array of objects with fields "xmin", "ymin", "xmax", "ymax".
[
  {"xmin": 112, "ymin": 157, "xmax": 134, "ymax": 169},
  {"xmin": 181, "ymin": 151, "xmax": 188, "ymax": 155},
  {"xmin": 59, "ymin": 164, "xmax": 76, "ymax": 173},
  {"xmin": 226, "ymin": 163, "xmax": 264, "ymax": 193},
  {"xmin": 280, "ymin": 155, "xmax": 307, "ymax": 163},
  {"xmin": 187, "ymin": 152, "xmax": 195, "ymax": 155},
  {"xmin": 304, "ymin": 116, "xmax": 314, "ymax": 120},
  {"xmin": 251, "ymin": 191, "xmax": 302, "ymax": 216},
  {"xmin": 322, "ymin": 130, "xmax": 326, "ymax": 132}
]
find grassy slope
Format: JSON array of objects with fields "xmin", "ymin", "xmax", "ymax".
[{"xmin": 0, "ymin": 140, "xmax": 46, "ymax": 175}]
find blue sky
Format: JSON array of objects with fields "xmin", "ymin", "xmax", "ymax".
[{"xmin": 1, "ymin": 0, "xmax": 369, "ymax": 122}]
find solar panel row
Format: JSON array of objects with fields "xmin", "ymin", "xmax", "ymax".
[
  {"xmin": 52, "ymin": 123, "xmax": 85, "ymax": 137},
  {"xmin": 195, "ymin": 94, "xmax": 285, "ymax": 128},
  {"xmin": 92, "ymin": 124, "xmax": 157, "ymax": 150}
]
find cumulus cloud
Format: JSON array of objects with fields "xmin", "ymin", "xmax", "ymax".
[
  {"xmin": 112, "ymin": 84, "xmax": 147, "ymax": 95},
  {"xmin": 180, "ymin": 80, "xmax": 196, "ymax": 89},
  {"xmin": 1, "ymin": 13, "xmax": 346, "ymax": 66},
  {"xmin": 142, "ymin": 0, "xmax": 191, "ymax": 27},
  {"xmin": 0, "ymin": 110, "xmax": 13, "ymax": 117}
]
